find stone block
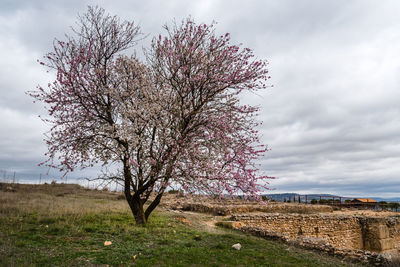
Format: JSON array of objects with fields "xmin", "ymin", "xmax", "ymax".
[
  {"xmin": 366, "ymin": 238, "xmax": 394, "ymax": 252},
  {"xmin": 378, "ymin": 238, "xmax": 395, "ymax": 251},
  {"xmin": 375, "ymin": 225, "xmax": 390, "ymax": 239}
]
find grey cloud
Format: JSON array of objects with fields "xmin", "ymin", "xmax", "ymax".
[{"xmin": 1, "ymin": 0, "xmax": 399, "ymax": 197}]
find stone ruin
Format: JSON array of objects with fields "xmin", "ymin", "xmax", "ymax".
[
  {"xmin": 160, "ymin": 193, "xmax": 400, "ymax": 265},
  {"xmin": 226, "ymin": 213, "xmax": 400, "ymax": 265}
]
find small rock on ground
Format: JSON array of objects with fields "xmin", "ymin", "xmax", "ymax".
[{"xmin": 232, "ymin": 243, "xmax": 241, "ymax": 250}]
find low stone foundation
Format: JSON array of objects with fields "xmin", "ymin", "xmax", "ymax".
[
  {"xmin": 179, "ymin": 202, "xmax": 333, "ymax": 215},
  {"xmin": 228, "ymin": 214, "xmax": 400, "ymax": 265},
  {"xmin": 237, "ymin": 226, "xmax": 395, "ymax": 266},
  {"xmin": 160, "ymin": 193, "xmax": 333, "ymax": 215}
]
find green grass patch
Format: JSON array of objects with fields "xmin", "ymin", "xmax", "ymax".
[
  {"xmin": 0, "ymin": 210, "xmax": 358, "ymax": 267},
  {"xmin": 0, "ymin": 184, "xmax": 360, "ymax": 267}
]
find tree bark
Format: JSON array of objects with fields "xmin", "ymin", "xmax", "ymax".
[
  {"xmin": 124, "ymin": 187, "xmax": 147, "ymax": 225},
  {"xmin": 145, "ymin": 192, "xmax": 164, "ymax": 220},
  {"xmin": 129, "ymin": 195, "xmax": 147, "ymax": 225},
  {"xmin": 123, "ymin": 156, "xmax": 147, "ymax": 225}
]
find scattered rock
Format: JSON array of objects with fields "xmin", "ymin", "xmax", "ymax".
[
  {"xmin": 232, "ymin": 243, "xmax": 241, "ymax": 250},
  {"xmin": 5, "ymin": 186, "xmax": 15, "ymax": 192}
]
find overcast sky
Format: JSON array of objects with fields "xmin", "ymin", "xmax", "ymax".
[{"xmin": 1, "ymin": 0, "xmax": 399, "ymax": 197}]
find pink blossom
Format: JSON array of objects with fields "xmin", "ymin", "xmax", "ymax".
[{"xmin": 28, "ymin": 8, "xmax": 272, "ymax": 224}]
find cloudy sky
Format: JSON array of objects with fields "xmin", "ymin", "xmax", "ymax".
[{"xmin": 1, "ymin": 0, "xmax": 399, "ymax": 197}]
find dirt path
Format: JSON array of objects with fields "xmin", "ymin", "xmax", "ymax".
[{"xmin": 168, "ymin": 209, "xmax": 229, "ymax": 234}]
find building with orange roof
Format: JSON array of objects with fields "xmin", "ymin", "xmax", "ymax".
[{"xmin": 351, "ymin": 198, "xmax": 377, "ymax": 203}]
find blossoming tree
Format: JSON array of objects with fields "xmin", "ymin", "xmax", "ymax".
[{"xmin": 29, "ymin": 6, "xmax": 272, "ymax": 225}]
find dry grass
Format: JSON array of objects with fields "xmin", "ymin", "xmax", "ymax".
[{"xmin": 0, "ymin": 182, "xmax": 129, "ymax": 217}]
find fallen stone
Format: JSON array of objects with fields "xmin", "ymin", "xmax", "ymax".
[{"xmin": 232, "ymin": 243, "xmax": 241, "ymax": 250}]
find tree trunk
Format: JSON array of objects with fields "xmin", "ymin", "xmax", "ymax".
[
  {"xmin": 145, "ymin": 191, "xmax": 164, "ymax": 221},
  {"xmin": 122, "ymin": 156, "xmax": 147, "ymax": 225},
  {"xmin": 126, "ymin": 193, "xmax": 147, "ymax": 225},
  {"xmin": 132, "ymin": 199, "xmax": 147, "ymax": 225}
]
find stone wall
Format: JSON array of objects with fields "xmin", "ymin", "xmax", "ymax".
[
  {"xmin": 232, "ymin": 226, "xmax": 396, "ymax": 266},
  {"xmin": 230, "ymin": 214, "xmax": 400, "ymax": 254},
  {"xmin": 160, "ymin": 193, "xmax": 333, "ymax": 215},
  {"xmin": 174, "ymin": 202, "xmax": 332, "ymax": 215},
  {"xmin": 360, "ymin": 216, "xmax": 400, "ymax": 253}
]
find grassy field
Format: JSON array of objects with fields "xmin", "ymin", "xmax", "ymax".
[{"xmin": 0, "ymin": 183, "xmax": 361, "ymax": 266}]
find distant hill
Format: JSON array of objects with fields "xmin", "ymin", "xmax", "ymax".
[
  {"xmin": 261, "ymin": 193, "xmax": 296, "ymax": 202},
  {"xmin": 263, "ymin": 193, "xmax": 400, "ymax": 203},
  {"xmin": 370, "ymin": 197, "xmax": 400, "ymax": 203},
  {"xmin": 262, "ymin": 193, "xmax": 343, "ymax": 202}
]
